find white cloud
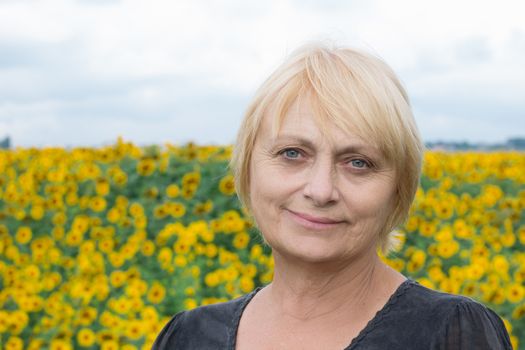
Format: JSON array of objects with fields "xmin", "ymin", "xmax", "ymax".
[
  {"xmin": 416, "ymin": 110, "xmax": 521, "ymax": 143},
  {"xmin": 0, "ymin": 102, "xmax": 63, "ymax": 145},
  {"xmin": 0, "ymin": 0, "xmax": 523, "ymax": 146},
  {"xmin": 0, "ymin": 0, "xmax": 78, "ymax": 43}
]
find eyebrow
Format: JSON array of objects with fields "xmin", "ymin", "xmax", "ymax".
[{"xmin": 271, "ymin": 135, "xmax": 381, "ymax": 157}]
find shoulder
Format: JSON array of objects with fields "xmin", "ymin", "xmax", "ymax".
[
  {"xmin": 405, "ymin": 280, "xmax": 506, "ymax": 322},
  {"xmin": 402, "ymin": 280, "xmax": 479, "ymax": 312},
  {"xmin": 152, "ymin": 290, "xmax": 258, "ymax": 349},
  {"xmin": 398, "ymin": 281, "xmax": 512, "ymax": 349},
  {"xmin": 432, "ymin": 293, "xmax": 512, "ymax": 349},
  {"xmin": 385, "ymin": 280, "xmax": 479, "ymax": 324}
]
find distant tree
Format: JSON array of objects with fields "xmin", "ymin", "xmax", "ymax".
[
  {"xmin": 507, "ymin": 138, "xmax": 525, "ymax": 150},
  {"xmin": 0, "ymin": 136, "xmax": 11, "ymax": 149}
]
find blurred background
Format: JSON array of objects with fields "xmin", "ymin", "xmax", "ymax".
[
  {"xmin": 0, "ymin": 0, "xmax": 524, "ymax": 149},
  {"xmin": 1, "ymin": 1, "xmax": 525, "ymax": 349}
]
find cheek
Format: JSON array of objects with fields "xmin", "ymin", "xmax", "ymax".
[
  {"xmin": 248, "ymin": 165, "xmax": 301, "ymax": 237},
  {"xmin": 249, "ymin": 174, "xmax": 280, "ymax": 242},
  {"xmin": 373, "ymin": 185, "xmax": 397, "ymax": 230},
  {"xmin": 249, "ymin": 158, "xmax": 296, "ymax": 204},
  {"xmin": 250, "ymin": 170, "xmax": 284, "ymax": 212},
  {"xmin": 344, "ymin": 179, "xmax": 396, "ymax": 221}
]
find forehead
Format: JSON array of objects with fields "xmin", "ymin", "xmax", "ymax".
[{"xmin": 258, "ymin": 98, "xmax": 382, "ymax": 156}]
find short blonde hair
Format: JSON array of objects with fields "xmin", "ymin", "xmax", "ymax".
[{"xmin": 230, "ymin": 42, "xmax": 424, "ymax": 254}]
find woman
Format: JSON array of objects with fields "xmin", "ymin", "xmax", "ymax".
[{"xmin": 153, "ymin": 43, "xmax": 512, "ymax": 349}]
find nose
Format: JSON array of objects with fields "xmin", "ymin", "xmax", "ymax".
[{"xmin": 303, "ymin": 159, "xmax": 340, "ymax": 206}]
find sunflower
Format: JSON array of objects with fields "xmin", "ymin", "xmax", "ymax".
[{"xmin": 219, "ymin": 174, "xmax": 236, "ymax": 196}]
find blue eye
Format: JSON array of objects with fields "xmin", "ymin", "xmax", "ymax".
[
  {"xmin": 350, "ymin": 159, "xmax": 368, "ymax": 168},
  {"xmin": 282, "ymin": 149, "xmax": 301, "ymax": 159}
]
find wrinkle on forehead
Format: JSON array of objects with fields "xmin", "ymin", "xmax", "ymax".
[{"xmin": 266, "ymin": 94, "xmax": 382, "ymax": 155}]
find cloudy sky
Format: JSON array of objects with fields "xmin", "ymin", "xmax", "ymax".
[{"xmin": 0, "ymin": 0, "xmax": 523, "ymax": 147}]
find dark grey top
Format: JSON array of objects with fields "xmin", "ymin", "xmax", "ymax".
[{"xmin": 153, "ymin": 279, "xmax": 512, "ymax": 349}]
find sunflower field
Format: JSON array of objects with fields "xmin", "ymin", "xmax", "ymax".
[{"xmin": 0, "ymin": 138, "xmax": 524, "ymax": 349}]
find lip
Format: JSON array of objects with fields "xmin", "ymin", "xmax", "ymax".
[{"xmin": 285, "ymin": 209, "xmax": 345, "ymax": 229}]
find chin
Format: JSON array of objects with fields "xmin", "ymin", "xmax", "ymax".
[{"xmin": 271, "ymin": 235, "xmax": 353, "ymax": 264}]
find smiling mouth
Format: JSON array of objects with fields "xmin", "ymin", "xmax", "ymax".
[{"xmin": 285, "ymin": 209, "xmax": 345, "ymax": 229}]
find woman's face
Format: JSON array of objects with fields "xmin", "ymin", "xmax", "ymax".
[{"xmin": 249, "ymin": 99, "xmax": 397, "ymax": 263}]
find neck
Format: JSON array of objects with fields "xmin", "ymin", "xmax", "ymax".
[{"xmin": 266, "ymin": 250, "xmax": 403, "ymax": 321}]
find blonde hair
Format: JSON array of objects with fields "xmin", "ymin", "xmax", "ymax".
[{"xmin": 230, "ymin": 42, "xmax": 424, "ymax": 253}]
